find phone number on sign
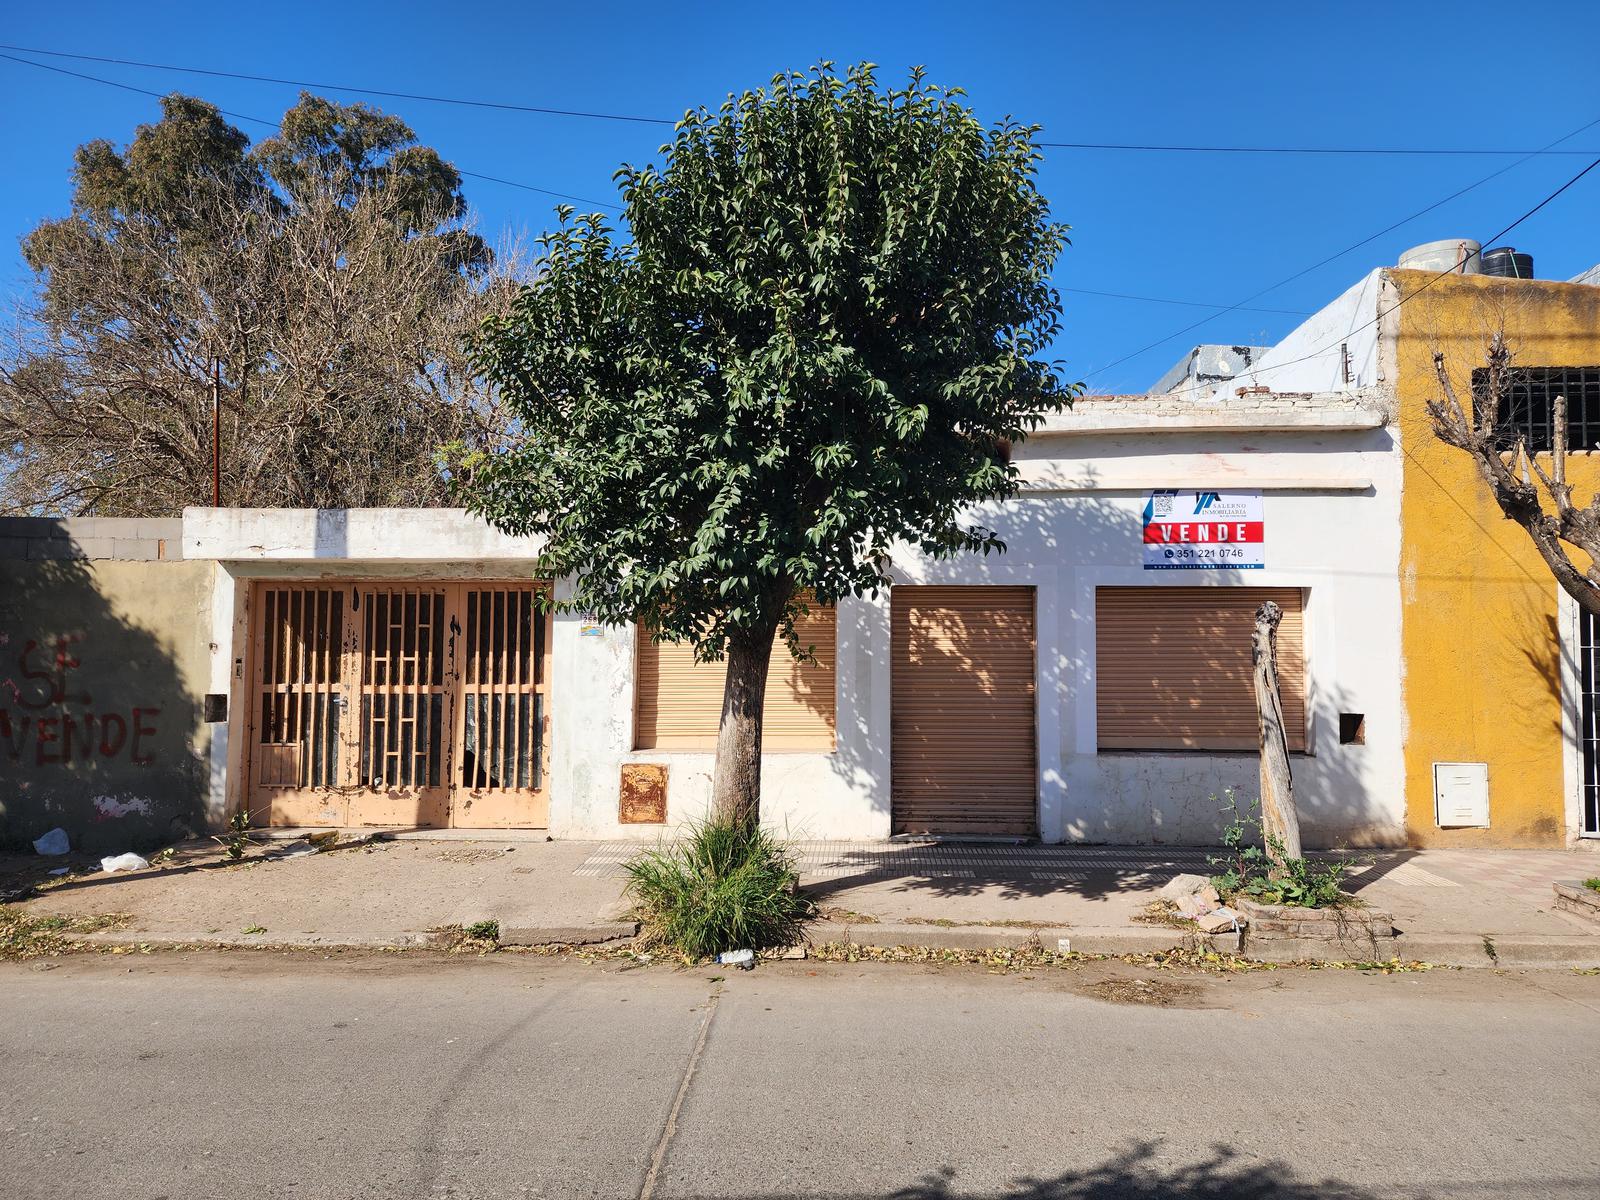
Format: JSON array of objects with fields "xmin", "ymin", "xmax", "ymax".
[{"xmin": 1144, "ymin": 544, "xmax": 1263, "ymax": 568}]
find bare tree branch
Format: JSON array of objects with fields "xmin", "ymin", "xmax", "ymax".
[
  {"xmin": 1, "ymin": 177, "xmax": 524, "ymax": 515},
  {"xmin": 1428, "ymin": 334, "xmax": 1600, "ymax": 617}
]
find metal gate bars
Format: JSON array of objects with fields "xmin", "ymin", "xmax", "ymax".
[{"xmin": 247, "ymin": 581, "xmax": 551, "ymax": 829}]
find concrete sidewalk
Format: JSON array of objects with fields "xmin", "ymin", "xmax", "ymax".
[{"xmin": 6, "ymin": 834, "xmax": 1599, "ymax": 967}]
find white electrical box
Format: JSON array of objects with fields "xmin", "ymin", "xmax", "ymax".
[{"xmin": 1434, "ymin": 762, "xmax": 1490, "ymax": 828}]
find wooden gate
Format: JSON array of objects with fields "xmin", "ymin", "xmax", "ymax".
[{"xmin": 246, "ymin": 581, "xmax": 550, "ymax": 829}]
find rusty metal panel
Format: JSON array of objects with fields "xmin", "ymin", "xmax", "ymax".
[{"xmin": 620, "ymin": 763, "xmax": 668, "ymax": 824}]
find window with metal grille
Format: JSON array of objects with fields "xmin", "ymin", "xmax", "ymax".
[
  {"xmin": 1580, "ymin": 607, "xmax": 1600, "ymax": 836},
  {"xmin": 1475, "ymin": 366, "xmax": 1600, "ymax": 453}
]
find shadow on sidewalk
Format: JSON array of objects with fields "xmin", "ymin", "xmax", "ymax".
[{"xmin": 797, "ymin": 845, "xmax": 1420, "ymax": 908}]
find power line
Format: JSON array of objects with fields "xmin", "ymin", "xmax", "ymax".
[
  {"xmin": 1036, "ymin": 140, "xmax": 1600, "ymax": 156},
  {"xmin": 0, "ymin": 51, "xmax": 623, "ymax": 211},
  {"xmin": 1065, "ymin": 287, "xmax": 1308, "ymax": 316},
  {"xmin": 0, "ymin": 43, "xmax": 676, "ymax": 126},
  {"xmin": 1159, "ymin": 153, "xmax": 1600, "ymax": 399},
  {"xmin": 1083, "ymin": 112, "xmax": 1600, "ymax": 385},
  {"xmin": 6, "ymin": 43, "xmax": 1600, "ymax": 158}
]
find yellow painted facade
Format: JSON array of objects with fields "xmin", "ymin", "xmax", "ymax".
[{"xmin": 1394, "ymin": 268, "xmax": 1600, "ymax": 846}]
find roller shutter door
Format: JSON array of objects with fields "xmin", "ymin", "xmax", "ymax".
[
  {"xmin": 634, "ymin": 601, "xmax": 837, "ymax": 750},
  {"xmin": 1095, "ymin": 586, "xmax": 1306, "ymax": 751},
  {"xmin": 891, "ymin": 586, "xmax": 1037, "ymax": 835}
]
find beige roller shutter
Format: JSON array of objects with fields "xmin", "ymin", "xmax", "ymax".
[
  {"xmin": 1096, "ymin": 587, "xmax": 1306, "ymax": 752},
  {"xmin": 634, "ymin": 602, "xmax": 837, "ymax": 750},
  {"xmin": 891, "ymin": 586, "xmax": 1037, "ymax": 836}
]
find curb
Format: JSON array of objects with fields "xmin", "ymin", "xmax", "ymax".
[
  {"xmin": 500, "ymin": 922, "xmax": 639, "ymax": 947},
  {"xmin": 805, "ymin": 922, "xmax": 1241, "ymax": 956},
  {"xmin": 70, "ymin": 930, "xmax": 436, "ymax": 951},
  {"xmin": 53, "ymin": 924, "xmax": 1600, "ymax": 968},
  {"xmin": 1393, "ymin": 932, "xmax": 1600, "ymax": 969}
]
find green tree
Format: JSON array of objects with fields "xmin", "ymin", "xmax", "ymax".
[
  {"xmin": 2, "ymin": 92, "xmax": 510, "ymax": 515},
  {"xmin": 463, "ymin": 64, "xmax": 1074, "ymax": 829}
]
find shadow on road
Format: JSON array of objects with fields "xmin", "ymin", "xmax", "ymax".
[{"xmin": 738, "ymin": 1142, "xmax": 1391, "ymax": 1200}]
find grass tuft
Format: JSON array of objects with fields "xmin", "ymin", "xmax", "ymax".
[{"xmin": 624, "ymin": 818, "xmax": 812, "ymax": 962}]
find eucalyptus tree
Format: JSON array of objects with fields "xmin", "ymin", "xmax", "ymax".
[
  {"xmin": 2, "ymin": 93, "xmax": 513, "ymax": 514},
  {"xmin": 465, "ymin": 64, "xmax": 1074, "ymax": 829}
]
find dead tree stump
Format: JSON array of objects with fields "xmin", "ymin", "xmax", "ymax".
[{"xmin": 1253, "ymin": 600, "xmax": 1302, "ymax": 867}]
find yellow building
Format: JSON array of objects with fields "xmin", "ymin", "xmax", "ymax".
[
  {"xmin": 1182, "ymin": 256, "xmax": 1600, "ymax": 847},
  {"xmin": 1391, "ymin": 268, "xmax": 1600, "ymax": 847}
]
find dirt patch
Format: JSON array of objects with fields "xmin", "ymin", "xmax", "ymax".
[
  {"xmin": 1080, "ymin": 976, "xmax": 1204, "ymax": 1007},
  {"xmin": 0, "ymin": 908, "xmax": 132, "ymax": 960},
  {"xmin": 433, "ymin": 848, "xmax": 514, "ymax": 865},
  {"xmin": 902, "ymin": 928, "xmax": 1062, "ymax": 934},
  {"xmin": 1130, "ymin": 899, "xmax": 1194, "ymax": 929},
  {"xmin": 817, "ymin": 906, "xmax": 879, "ymax": 924}
]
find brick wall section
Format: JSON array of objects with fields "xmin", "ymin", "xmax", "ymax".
[{"xmin": 0, "ymin": 517, "xmax": 183, "ymax": 562}]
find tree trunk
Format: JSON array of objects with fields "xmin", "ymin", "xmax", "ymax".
[
  {"xmin": 1252, "ymin": 600, "xmax": 1302, "ymax": 869},
  {"xmin": 710, "ymin": 615, "xmax": 781, "ymax": 833}
]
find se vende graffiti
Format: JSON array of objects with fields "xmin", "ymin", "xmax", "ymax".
[{"xmin": 0, "ymin": 634, "xmax": 162, "ymax": 767}]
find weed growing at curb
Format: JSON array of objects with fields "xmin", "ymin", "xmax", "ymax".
[
  {"xmin": 625, "ymin": 819, "xmax": 812, "ymax": 962},
  {"xmin": 216, "ymin": 809, "xmax": 252, "ymax": 862},
  {"xmin": 1584, "ymin": 877, "xmax": 1600, "ymax": 894},
  {"xmin": 1209, "ymin": 790, "xmax": 1357, "ymax": 908}
]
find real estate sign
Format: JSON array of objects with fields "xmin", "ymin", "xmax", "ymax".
[{"xmin": 1141, "ymin": 489, "xmax": 1264, "ymax": 570}]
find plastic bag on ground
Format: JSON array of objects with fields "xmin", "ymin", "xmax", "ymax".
[
  {"xmin": 33, "ymin": 828, "xmax": 70, "ymax": 856},
  {"xmin": 100, "ymin": 853, "xmax": 150, "ymax": 874}
]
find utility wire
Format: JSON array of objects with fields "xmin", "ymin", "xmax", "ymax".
[
  {"xmin": 1036, "ymin": 141, "xmax": 1600, "ymax": 156},
  {"xmin": 0, "ymin": 42, "xmax": 677, "ymax": 126},
  {"xmin": 1156, "ymin": 153, "xmax": 1600, "ymax": 399},
  {"xmin": 6, "ymin": 43, "xmax": 1600, "ymax": 157},
  {"xmin": 0, "ymin": 51, "xmax": 1376, "ymax": 321},
  {"xmin": 1065, "ymin": 287, "xmax": 1308, "ymax": 316},
  {"xmin": 1083, "ymin": 112, "xmax": 1600, "ymax": 385},
  {"xmin": 0, "ymin": 51, "xmax": 624, "ymax": 211}
]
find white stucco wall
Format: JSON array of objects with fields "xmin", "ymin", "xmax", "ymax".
[
  {"xmin": 182, "ymin": 410, "xmax": 1406, "ymax": 847},
  {"xmin": 547, "ymin": 409, "xmax": 1406, "ymax": 846},
  {"xmin": 549, "ymin": 588, "xmax": 891, "ymax": 841}
]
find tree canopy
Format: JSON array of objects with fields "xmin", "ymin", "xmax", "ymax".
[
  {"xmin": 462, "ymin": 63, "xmax": 1074, "ymax": 825},
  {"xmin": 466, "ymin": 63, "xmax": 1073, "ymax": 653},
  {"xmin": 2, "ymin": 92, "xmax": 512, "ymax": 514}
]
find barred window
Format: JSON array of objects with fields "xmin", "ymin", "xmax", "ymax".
[{"xmin": 1475, "ymin": 366, "xmax": 1600, "ymax": 453}]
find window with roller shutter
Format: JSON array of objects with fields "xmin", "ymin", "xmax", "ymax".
[
  {"xmin": 633, "ymin": 602, "xmax": 837, "ymax": 751},
  {"xmin": 1095, "ymin": 586, "xmax": 1307, "ymax": 752}
]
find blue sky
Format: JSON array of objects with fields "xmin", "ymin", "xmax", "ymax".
[{"xmin": 3, "ymin": 1, "xmax": 1598, "ymax": 395}]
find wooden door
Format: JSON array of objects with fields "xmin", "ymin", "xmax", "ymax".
[
  {"xmin": 890, "ymin": 586, "xmax": 1038, "ymax": 836},
  {"xmin": 245, "ymin": 581, "xmax": 551, "ymax": 829}
]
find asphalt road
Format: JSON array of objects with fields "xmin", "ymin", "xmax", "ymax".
[{"xmin": 2, "ymin": 952, "xmax": 1597, "ymax": 1200}]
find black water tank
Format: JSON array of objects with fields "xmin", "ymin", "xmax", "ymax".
[{"xmin": 1481, "ymin": 246, "xmax": 1535, "ymax": 278}]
